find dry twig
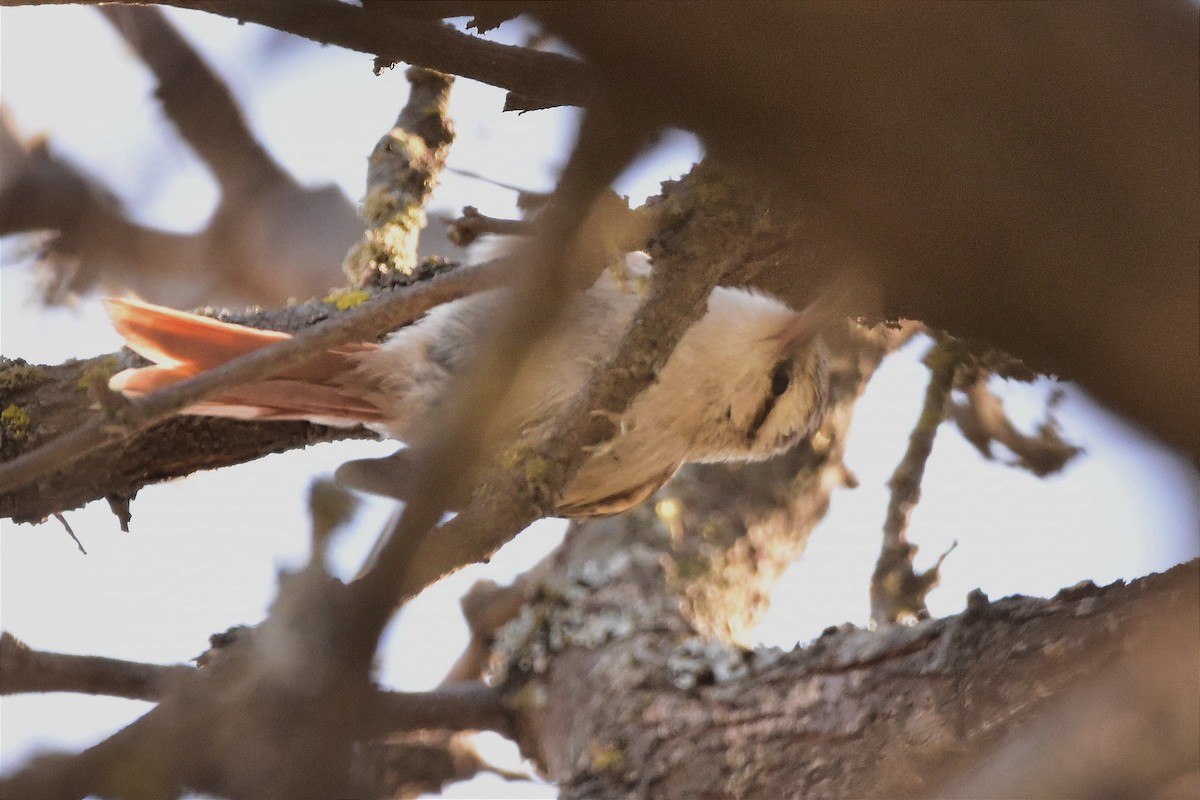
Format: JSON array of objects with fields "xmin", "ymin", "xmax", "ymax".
[
  {"xmin": 870, "ymin": 341, "xmax": 962, "ymax": 625},
  {"xmin": 447, "ymin": 205, "xmax": 533, "ymax": 248},
  {"xmin": 950, "ymin": 377, "xmax": 1082, "ymax": 477}
]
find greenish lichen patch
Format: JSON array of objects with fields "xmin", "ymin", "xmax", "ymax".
[
  {"xmin": 1, "ymin": 404, "xmax": 33, "ymax": 442},
  {"xmin": 322, "ymin": 288, "xmax": 371, "ymax": 311},
  {"xmin": 589, "ymin": 739, "xmax": 625, "ymax": 774},
  {"xmin": 522, "ymin": 454, "xmax": 551, "ymax": 486},
  {"xmin": 0, "ymin": 359, "xmax": 48, "ymax": 395},
  {"xmin": 76, "ymin": 355, "xmax": 120, "ymax": 391}
]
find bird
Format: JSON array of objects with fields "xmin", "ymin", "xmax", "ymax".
[{"xmin": 106, "ymin": 272, "xmax": 830, "ymax": 517}]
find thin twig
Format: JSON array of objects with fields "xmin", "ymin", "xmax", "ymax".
[
  {"xmin": 447, "ymin": 205, "xmax": 533, "ymax": 247},
  {"xmin": 951, "ymin": 377, "xmax": 1082, "ymax": 477},
  {"xmin": 870, "ymin": 341, "xmax": 961, "ymax": 625},
  {"xmin": 52, "ymin": 513, "xmax": 86, "ymax": 554},
  {"xmin": 445, "ymin": 165, "xmax": 539, "ymax": 196},
  {"xmin": 0, "ymin": 632, "xmax": 193, "ymax": 701}
]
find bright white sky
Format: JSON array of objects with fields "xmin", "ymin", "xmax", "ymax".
[{"xmin": 1, "ymin": 8, "xmax": 1197, "ymax": 799}]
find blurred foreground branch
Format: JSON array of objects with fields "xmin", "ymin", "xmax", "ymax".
[{"xmin": 1, "ymin": 5, "xmax": 364, "ymax": 307}]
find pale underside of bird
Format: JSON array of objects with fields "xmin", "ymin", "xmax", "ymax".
[{"xmin": 106, "ymin": 273, "xmax": 829, "ymax": 517}]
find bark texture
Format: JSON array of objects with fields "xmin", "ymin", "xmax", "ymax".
[{"xmin": 517, "ymin": 560, "xmax": 1198, "ymax": 799}]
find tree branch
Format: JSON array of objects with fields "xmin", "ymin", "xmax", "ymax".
[
  {"xmin": 344, "ymin": 66, "xmax": 456, "ymax": 286},
  {"xmin": 951, "ymin": 375, "xmax": 1083, "ymax": 477},
  {"xmin": 96, "ymin": 5, "xmax": 289, "ymax": 195},
  {"xmin": 870, "ymin": 341, "xmax": 962, "ymax": 625},
  {"xmin": 0, "ymin": 632, "xmax": 194, "ymax": 701},
  {"xmin": 0, "ymin": 259, "xmax": 509, "ymax": 522},
  {"xmin": 0, "ymin": 107, "xmax": 210, "ymax": 304},
  {"xmin": 446, "ymin": 205, "xmax": 532, "ymax": 248},
  {"xmin": 0, "ymin": 482, "xmax": 510, "ymax": 800},
  {"xmin": 442, "ymin": 577, "xmax": 537, "ymax": 685},
  {"xmin": 1, "ymin": 0, "xmax": 596, "ymax": 110},
  {"xmin": 1, "ymin": 13, "xmax": 365, "ymax": 308},
  {"xmin": 365, "ymin": 683, "xmax": 515, "ymax": 739},
  {"xmin": 502, "ymin": 482, "xmax": 1199, "ymax": 799},
  {"xmin": 351, "ymin": 731, "xmax": 528, "ymax": 800}
]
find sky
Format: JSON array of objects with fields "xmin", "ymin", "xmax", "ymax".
[{"xmin": 1, "ymin": 7, "xmax": 1198, "ymax": 799}]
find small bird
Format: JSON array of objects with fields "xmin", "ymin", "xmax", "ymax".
[{"xmin": 107, "ymin": 273, "xmax": 829, "ymax": 517}]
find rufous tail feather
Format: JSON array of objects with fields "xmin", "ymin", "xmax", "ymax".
[{"xmin": 105, "ymin": 298, "xmax": 386, "ymax": 426}]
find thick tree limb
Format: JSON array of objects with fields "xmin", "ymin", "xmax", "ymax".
[
  {"xmin": 500, "ymin": 485, "xmax": 1198, "ymax": 799},
  {"xmin": 934, "ymin": 571, "xmax": 1200, "ymax": 798}
]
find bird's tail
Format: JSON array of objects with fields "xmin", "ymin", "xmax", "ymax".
[{"xmin": 105, "ymin": 298, "xmax": 386, "ymax": 426}]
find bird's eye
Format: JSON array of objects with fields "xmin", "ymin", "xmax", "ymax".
[{"xmin": 770, "ymin": 360, "xmax": 792, "ymax": 397}]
